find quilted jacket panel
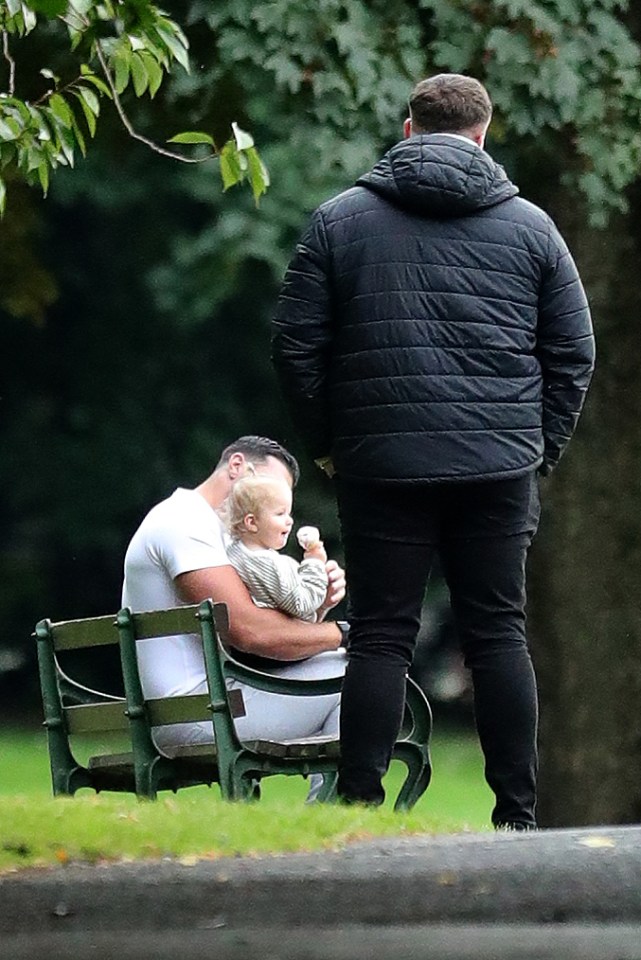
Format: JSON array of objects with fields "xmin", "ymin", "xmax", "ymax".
[{"xmin": 272, "ymin": 134, "xmax": 595, "ymax": 482}]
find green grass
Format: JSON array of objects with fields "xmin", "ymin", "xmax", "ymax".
[{"xmin": 0, "ymin": 724, "xmax": 492, "ymax": 873}]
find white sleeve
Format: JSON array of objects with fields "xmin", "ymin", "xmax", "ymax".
[{"xmin": 150, "ymin": 500, "xmax": 230, "ymax": 579}]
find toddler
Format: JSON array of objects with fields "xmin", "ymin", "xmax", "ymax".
[{"xmin": 224, "ymin": 474, "xmax": 328, "ymax": 622}]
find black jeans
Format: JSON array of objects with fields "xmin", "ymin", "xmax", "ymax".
[{"xmin": 335, "ymin": 473, "xmax": 541, "ymax": 827}]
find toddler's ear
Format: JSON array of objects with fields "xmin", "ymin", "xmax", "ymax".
[{"xmin": 243, "ymin": 513, "xmax": 258, "ymax": 533}]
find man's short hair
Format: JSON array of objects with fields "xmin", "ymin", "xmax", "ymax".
[
  {"xmin": 409, "ymin": 74, "xmax": 492, "ymax": 135},
  {"xmin": 217, "ymin": 436, "xmax": 300, "ymax": 486}
]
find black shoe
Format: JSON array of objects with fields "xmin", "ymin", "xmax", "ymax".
[
  {"xmin": 494, "ymin": 821, "xmax": 538, "ymax": 831},
  {"xmin": 337, "ymin": 769, "xmax": 385, "ymax": 807},
  {"xmin": 335, "ymin": 794, "xmax": 384, "ymax": 808}
]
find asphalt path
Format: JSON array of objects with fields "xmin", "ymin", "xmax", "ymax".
[
  {"xmin": 2, "ymin": 825, "xmax": 641, "ymax": 958},
  {"xmin": 4, "ymin": 925, "xmax": 641, "ymax": 959}
]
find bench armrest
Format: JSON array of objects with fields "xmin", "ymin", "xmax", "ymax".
[
  {"xmin": 222, "ymin": 653, "xmax": 344, "ymax": 698},
  {"xmin": 57, "ymin": 663, "xmax": 124, "ymax": 707}
]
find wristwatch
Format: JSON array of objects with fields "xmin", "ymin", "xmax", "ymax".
[{"xmin": 336, "ymin": 620, "xmax": 350, "ymax": 648}]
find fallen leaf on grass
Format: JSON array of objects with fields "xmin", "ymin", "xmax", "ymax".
[{"xmin": 178, "ymin": 854, "xmax": 202, "ymax": 866}]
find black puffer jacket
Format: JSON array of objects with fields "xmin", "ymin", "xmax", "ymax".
[{"xmin": 272, "ymin": 135, "xmax": 595, "ymax": 482}]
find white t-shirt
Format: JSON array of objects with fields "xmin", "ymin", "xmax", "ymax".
[{"xmin": 122, "ymin": 488, "xmax": 229, "ymax": 700}]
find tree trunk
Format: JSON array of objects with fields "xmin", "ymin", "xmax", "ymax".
[{"xmin": 529, "ymin": 186, "xmax": 641, "ymax": 826}]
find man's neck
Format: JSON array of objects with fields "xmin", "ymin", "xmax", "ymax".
[
  {"xmin": 194, "ymin": 471, "xmax": 229, "ymax": 510},
  {"xmin": 432, "ymin": 131, "xmax": 477, "ymax": 145}
]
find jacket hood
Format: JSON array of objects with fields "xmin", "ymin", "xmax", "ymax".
[{"xmin": 357, "ymin": 134, "xmax": 518, "ymax": 217}]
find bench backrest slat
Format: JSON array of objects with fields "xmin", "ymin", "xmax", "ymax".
[
  {"xmin": 126, "ymin": 606, "xmax": 201, "ymax": 640},
  {"xmin": 146, "ymin": 693, "xmax": 211, "ymax": 726},
  {"xmin": 49, "ymin": 615, "xmax": 119, "ymax": 651},
  {"xmin": 64, "ymin": 695, "xmax": 212, "ymax": 733},
  {"xmin": 65, "ymin": 700, "xmax": 129, "ymax": 735}
]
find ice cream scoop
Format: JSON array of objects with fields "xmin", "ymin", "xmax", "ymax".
[{"xmin": 297, "ymin": 525, "xmax": 321, "ymax": 550}]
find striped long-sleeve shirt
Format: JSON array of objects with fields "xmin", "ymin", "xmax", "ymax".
[{"xmin": 227, "ymin": 539, "xmax": 328, "ymax": 622}]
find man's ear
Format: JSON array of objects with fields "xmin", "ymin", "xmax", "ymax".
[
  {"xmin": 472, "ymin": 120, "xmax": 490, "ymax": 149},
  {"xmin": 227, "ymin": 452, "xmax": 246, "ymax": 479},
  {"xmin": 403, "ymin": 117, "xmax": 412, "ymax": 139}
]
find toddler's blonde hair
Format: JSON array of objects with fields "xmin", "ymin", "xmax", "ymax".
[{"xmin": 224, "ymin": 474, "xmax": 291, "ymax": 539}]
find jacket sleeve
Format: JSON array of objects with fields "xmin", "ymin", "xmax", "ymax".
[
  {"xmin": 536, "ymin": 224, "xmax": 595, "ymax": 475},
  {"xmin": 272, "ymin": 209, "xmax": 334, "ymax": 460}
]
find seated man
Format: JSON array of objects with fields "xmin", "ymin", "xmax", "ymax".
[{"xmin": 121, "ymin": 435, "xmax": 347, "ymax": 752}]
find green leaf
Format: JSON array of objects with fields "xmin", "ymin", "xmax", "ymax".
[
  {"xmin": 25, "ymin": 144, "xmax": 44, "ymax": 173},
  {"xmin": 22, "ymin": 5, "xmax": 37, "ymax": 31},
  {"xmin": 157, "ymin": 16, "xmax": 189, "ymax": 53},
  {"xmin": 155, "ymin": 21, "xmax": 190, "ymax": 73},
  {"xmin": 37, "ymin": 119, "xmax": 51, "ymax": 141},
  {"xmin": 130, "ymin": 52, "xmax": 148, "ymax": 97},
  {"xmin": 40, "ymin": 109, "xmax": 77, "ymax": 163},
  {"xmin": 79, "ymin": 68, "xmax": 112, "ymax": 98},
  {"xmin": 142, "ymin": 31, "xmax": 170, "ymax": 70},
  {"xmin": 50, "ymin": 116, "xmax": 75, "ymax": 166},
  {"xmin": 3, "ymin": 97, "xmax": 31, "ymax": 123},
  {"xmin": 37, "ymin": 160, "xmax": 49, "ymax": 196},
  {"xmin": 219, "ymin": 138, "xmax": 244, "ymax": 190},
  {"xmin": 72, "ymin": 90, "xmax": 97, "ymax": 137},
  {"xmin": 49, "ymin": 93, "xmax": 73, "ymax": 125},
  {"xmin": 28, "ymin": 0, "xmax": 67, "ymax": 14},
  {"xmin": 69, "ymin": 27, "xmax": 84, "ymax": 52},
  {"xmin": 128, "ymin": 34, "xmax": 145, "ymax": 52},
  {"xmin": 42, "ymin": 107, "xmax": 62, "ymax": 150},
  {"xmin": 69, "ymin": 112, "xmax": 87, "ymax": 157},
  {"xmin": 71, "ymin": 0, "xmax": 95, "ymax": 14},
  {"xmin": 0, "ymin": 116, "xmax": 21, "ymax": 141},
  {"xmin": 0, "ymin": 142, "xmax": 16, "ymax": 170},
  {"xmin": 140, "ymin": 52, "xmax": 163, "ymax": 98},
  {"xmin": 231, "ymin": 122, "xmax": 254, "ymax": 151},
  {"xmin": 76, "ymin": 85, "xmax": 99, "ymax": 116},
  {"xmin": 167, "ymin": 131, "xmax": 215, "ymax": 145},
  {"xmin": 245, "ymin": 146, "xmax": 270, "ymax": 204},
  {"xmin": 113, "ymin": 53, "xmax": 130, "ymax": 95}
]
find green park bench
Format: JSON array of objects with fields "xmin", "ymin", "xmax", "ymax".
[{"xmin": 34, "ymin": 599, "xmax": 433, "ymax": 810}]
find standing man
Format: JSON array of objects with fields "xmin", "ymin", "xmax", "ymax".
[
  {"xmin": 272, "ymin": 74, "xmax": 595, "ymax": 828},
  {"xmin": 122, "ymin": 436, "xmax": 346, "ymax": 753}
]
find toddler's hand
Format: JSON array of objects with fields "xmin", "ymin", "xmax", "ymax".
[{"xmin": 304, "ymin": 541, "xmax": 328, "ymax": 564}]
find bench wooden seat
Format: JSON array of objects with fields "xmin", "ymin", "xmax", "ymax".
[
  {"xmin": 35, "ymin": 600, "xmax": 433, "ymax": 809},
  {"xmin": 159, "ymin": 737, "xmax": 340, "ymax": 761},
  {"xmin": 86, "ymin": 750, "xmax": 217, "ymax": 793},
  {"xmin": 86, "ymin": 753, "xmax": 137, "ymax": 792}
]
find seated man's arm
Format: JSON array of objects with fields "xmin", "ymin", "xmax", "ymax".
[{"xmin": 175, "ymin": 564, "xmax": 342, "ymax": 660}]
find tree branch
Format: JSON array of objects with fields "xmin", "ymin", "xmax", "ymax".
[
  {"xmin": 94, "ymin": 42, "xmax": 213, "ymax": 165},
  {"xmin": 2, "ymin": 30, "xmax": 16, "ymax": 96}
]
